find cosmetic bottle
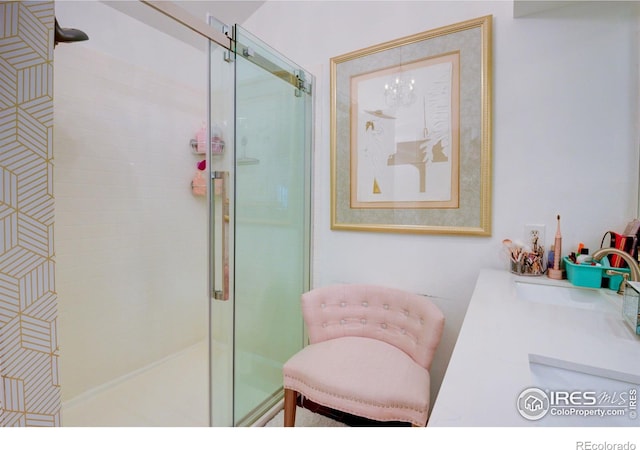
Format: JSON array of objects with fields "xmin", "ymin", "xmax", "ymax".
[{"xmin": 576, "ymin": 248, "xmax": 590, "ymax": 264}]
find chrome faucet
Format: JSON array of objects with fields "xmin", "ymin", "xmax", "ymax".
[{"xmin": 591, "ymin": 247, "xmax": 640, "ymax": 293}]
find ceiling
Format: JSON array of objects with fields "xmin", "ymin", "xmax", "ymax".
[
  {"xmin": 177, "ymin": 1, "xmax": 265, "ymax": 26},
  {"xmin": 102, "ymin": 1, "xmax": 265, "ymax": 50},
  {"xmin": 512, "ymin": 1, "xmax": 574, "ymax": 17}
]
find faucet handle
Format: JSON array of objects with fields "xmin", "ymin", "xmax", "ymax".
[{"xmin": 605, "ymin": 269, "xmax": 629, "ymax": 295}]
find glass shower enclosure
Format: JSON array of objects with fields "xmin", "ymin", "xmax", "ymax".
[
  {"xmin": 209, "ymin": 22, "xmax": 313, "ymax": 427},
  {"xmin": 54, "ymin": 1, "xmax": 312, "ymax": 427}
]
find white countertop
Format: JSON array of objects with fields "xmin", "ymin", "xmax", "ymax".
[{"xmin": 428, "ymin": 268, "xmax": 640, "ymax": 426}]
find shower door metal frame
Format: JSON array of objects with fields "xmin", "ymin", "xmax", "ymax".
[
  {"xmin": 141, "ymin": 1, "xmax": 311, "ymax": 95},
  {"xmin": 140, "ymin": 1, "xmax": 230, "ymax": 47}
]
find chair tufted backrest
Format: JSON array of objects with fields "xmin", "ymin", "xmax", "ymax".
[{"xmin": 302, "ymin": 284, "xmax": 445, "ymax": 370}]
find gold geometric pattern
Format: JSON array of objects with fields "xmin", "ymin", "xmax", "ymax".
[{"xmin": 0, "ymin": 1, "xmax": 59, "ymax": 427}]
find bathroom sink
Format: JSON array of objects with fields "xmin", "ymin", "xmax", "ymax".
[
  {"xmin": 515, "ymin": 281, "xmax": 621, "ymax": 315},
  {"xmin": 524, "ymin": 354, "xmax": 639, "ymax": 426}
]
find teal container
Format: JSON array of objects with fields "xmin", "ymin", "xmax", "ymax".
[
  {"xmin": 564, "ymin": 257, "xmax": 603, "ymax": 288},
  {"xmin": 600, "ymin": 258, "xmax": 631, "ymax": 291}
]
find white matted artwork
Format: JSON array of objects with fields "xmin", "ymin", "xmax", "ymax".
[{"xmin": 351, "ymin": 52, "xmax": 459, "ymax": 208}]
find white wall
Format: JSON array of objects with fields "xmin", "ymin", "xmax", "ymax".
[
  {"xmin": 242, "ymin": 0, "xmax": 640, "ymax": 408},
  {"xmin": 54, "ymin": 1, "xmax": 209, "ymax": 401}
]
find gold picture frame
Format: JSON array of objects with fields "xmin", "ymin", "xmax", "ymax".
[{"xmin": 330, "ymin": 15, "xmax": 492, "ymax": 235}]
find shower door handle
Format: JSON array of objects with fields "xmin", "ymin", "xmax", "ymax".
[{"xmin": 211, "ymin": 171, "xmax": 229, "ymax": 301}]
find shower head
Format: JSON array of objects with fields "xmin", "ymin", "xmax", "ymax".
[{"xmin": 54, "ymin": 18, "xmax": 89, "ymax": 47}]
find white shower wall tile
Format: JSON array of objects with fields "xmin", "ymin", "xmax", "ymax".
[{"xmin": 53, "ymin": 20, "xmax": 210, "ymax": 407}]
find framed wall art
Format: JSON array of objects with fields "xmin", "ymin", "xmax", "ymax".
[{"xmin": 330, "ymin": 15, "xmax": 492, "ymax": 235}]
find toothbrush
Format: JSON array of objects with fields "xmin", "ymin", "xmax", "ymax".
[
  {"xmin": 548, "ymin": 214, "xmax": 563, "ymax": 280},
  {"xmin": 553, "ymin": 215, "xmax": 562, "ymax": 271}
]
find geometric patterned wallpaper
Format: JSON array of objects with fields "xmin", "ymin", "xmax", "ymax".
[{"xmin": 0, "ymin": 0, "xmax": 60, "ymax": 427}]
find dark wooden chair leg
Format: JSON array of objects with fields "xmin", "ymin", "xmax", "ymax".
[{"xmin": 284, "ymin": 388, "xmax": 297, "ymax": 427}]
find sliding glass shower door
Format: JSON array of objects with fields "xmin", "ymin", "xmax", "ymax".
[
  {"xmin": 55, "ymin": 2, "xmax": 310, "ymax": 428},
  {"xmin": 209, "ymin": 24, "xmax": 313, "ymax": 426}
]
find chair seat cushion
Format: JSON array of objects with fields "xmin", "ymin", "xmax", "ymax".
[{"xmin": 283, "ymin": 336, "xmax": 431, "ymax": 426}]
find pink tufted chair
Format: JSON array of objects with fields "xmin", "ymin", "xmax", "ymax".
[{"xmin": 282, "ymin": 284, "xmax": 445, "ymax": 427}]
